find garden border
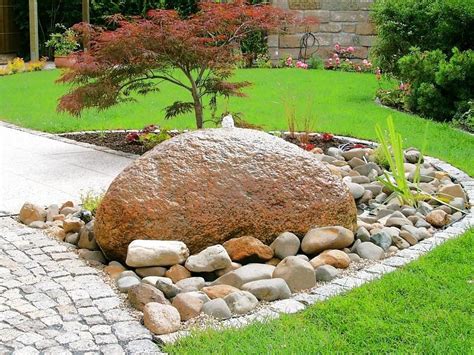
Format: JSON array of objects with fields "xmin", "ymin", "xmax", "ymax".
[{"xmin": 1, "ymin": 121, "xmax": 472, "ymax": 346}]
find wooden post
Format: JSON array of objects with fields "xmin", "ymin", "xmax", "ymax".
[
  {"xmin": 28, "ymin": 0, "xmax": 39, "ymax": 61},
  {"xmin": 82, "ymin": 0, "xmax": 90, "ymax": 23}
]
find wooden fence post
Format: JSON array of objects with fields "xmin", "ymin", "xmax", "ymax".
[{"xmin": 28, "ymin": 0, "xmax": 39, "ymax": 61}]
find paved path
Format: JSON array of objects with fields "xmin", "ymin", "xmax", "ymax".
[
  {"xmin": 0, "ymin": 217, "xmax": 161, "ymax": 354},
  {"xmin": 0, "ymin": 123, "xmax": 135, "ymax": 215}
]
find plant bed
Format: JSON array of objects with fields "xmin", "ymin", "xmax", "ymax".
[
  {"xmin": 59, "ymin": 129, "xmax": 368, "ymax": 156},
  {"xmin": 18, "ymin": 126, "xmax": 473, "ymax": 342}
]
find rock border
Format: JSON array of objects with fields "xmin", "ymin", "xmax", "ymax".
[
  {"xmin": 152, "ymin": 149, "xmax": 474, "ymax": 346},
  {"xmin": 3, "ymin": 121, "xmax": 472, "ymax": 346}
]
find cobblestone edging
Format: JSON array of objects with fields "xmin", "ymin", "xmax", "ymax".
[
  {"xmin": 155, "ymin": 158, "xmax": 474, "ymax": 345},
  {"xmin": 0, "ymin": 217, "xmax": 162, "ymax": 355}
]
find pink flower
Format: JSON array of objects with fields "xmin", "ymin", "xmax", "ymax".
[
  {"xmin": 347, "ymin": 46, "xmax": 355, "ymax": 53},
  {"xmin": 362, "ymin": 59, "xmax": 368, "ymax": 65},
  {"xmin": 333, "ymin": 53, "xmax": 339, "ymax": 59},
  {"xmin": 285, "ymin": 56, "xmax": 293, "ymax": 67},
  {"xmin": 335, "ymin": 43, "xmax": 341, "ymax": 51},
  {"xmin": 335, "ymin": 57, "xmax": 340, "ymax": 65},
  {"xmin": 296, "ymin": 60, "xmax": 308, "ymax": 69}
]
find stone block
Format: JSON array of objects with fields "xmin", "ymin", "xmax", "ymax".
[
  {"xmin": 359, "ymin": 0, "xmax": 375, "ymax": 10},
  {"xmin": 342, "ymin": 23, "xmax": 357, "ymax": 33},
  {"xmin": 358, "ymin": 35, "xmax": 376, "ymax": 46},
  {"xmin": 279, "ymin": 34, "xmax": 303, "ymax": 48},
  {"xmin": 320, "ymin": 23, "xmax": 342, "ymax": 33},
  {"xmin": 332, "ymin": 33, "xmax": 358, "ymax": 46},
  {"xmin": 321, "ymin": 0, "xmax": 359, "ymax": 11},
  {"xmin": 331, "ymin": 11, "xmax": 368, "ymax": 22},
  {"xmin": 267, "ymin": 34, "xmax": 279, "ymax": 48},
  {"xmin": 304, "ymin": 10, "xmax": 330, "ymax": 23},
  {"xmin": 356, "ymin": 22, "xmax": 376, "ymax": 35}
]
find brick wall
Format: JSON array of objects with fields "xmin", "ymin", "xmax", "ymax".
[{"xmin": 269, "ymin": 0, "xmax": 376, "ymax": 62}]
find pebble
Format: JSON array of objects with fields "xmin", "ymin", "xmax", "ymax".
[
  {"xmin": 270, "ymin": 232, "xmax": 301, "ymax": 259},
  {"xmin": 315, "ymin": 265, "xmax": 340, "ymax": 281},
  {"xmin": 356, "ymin": 242, "xmax": 384, "ymax": 260},
  {"xmin": 63, "ymin": 217, "xmax": 84, "ymax": 234},
  {"xmin": 241, "ymin": 278, "xmax": 291, "ymax": 301},
  {"xmin": 212, "ymin": 263, "xmax": 275, "ymax": 289},
  {"xmin": 19, "ymin": 202, "xmax": 46, "ymax": 225},
  {"xmin": 310, "ymin": 249, "xmax": 351, "ymax": 269},
  {"xmin": 135, "ymin": 266, "xmax": 167, "ymax": 278},
  {"xmin": 370, "ymin": 231, "xmax": 392, "ymax": 251},
  {"xmin": 143, "ymin": 303, "xmax": 181, "ymax": 335},
  {"xmin": 224, "ymin": 291, "xmax": 259, "ymax": 315},
  {"xmin": 116, "ymin": 276, "xmax": 140, "ymax": 293},
  {"xmin": 155, "ymin": 279, "xmax": 181, "ymax": 299},
  {"xmin": 426, "ymin": 210, "xmax": 450, "ymax": 228},
  {"xmin": 301, "ymin": 226, "xmax": 354, "ymax": 254},
  {"xmin": 273, "ymin": 256, "xmax": 316, "ymax": 292},
  {"xmin": 223, "ymin": 236, "xmax": 274, "ymax": 263},
  {"xmin": 126, "ymin": 240, "xmax": 190, "ymax": 268},
  {"xmin": 201, "ymin": 298, "xmax": 232, "ymax": 320},
  {"xmin": 171, "ymin": 293, "xmax": 204, "ymax": 321},
  {"xmin": 201, "ymin": 285, "xmax": 240, "ymax": 299},
  {"xmin": 185, "ymin": 245, "xmax": 232, "ymax": 273},
  {"xmin": 128, "ymin": 283, "xmax": 169, "ymax": 311},
  {"xmin": 165, "ymin": 264, "xmax": 191, "ymax": 283},
  {"xmin": 175, "ymin": 277, "xmax": 205, "ymax": 292},
  {"xmin": 346, "ymin": 182, "xmax": 365, "ymax": 199}
]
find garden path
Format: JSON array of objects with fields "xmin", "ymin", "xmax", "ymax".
[
  {"xmin": 0, "ymin": 217, "xmax": 162, "ymax": 354},
  {"xmin": 0, "ymin": 122, "xmax": 135, "ymax": 215}
]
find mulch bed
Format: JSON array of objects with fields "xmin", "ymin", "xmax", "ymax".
[{"xmin": 60, "ymin": 131, "xmax": 371, "ymax": 155}]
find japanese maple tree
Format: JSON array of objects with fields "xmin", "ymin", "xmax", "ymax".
[{"xmin": 58, "ymin": 1, "xmax": 311, "ymax": 129}]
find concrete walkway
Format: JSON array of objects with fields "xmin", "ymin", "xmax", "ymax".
[{"xmin": 0, "ymin": 123, "xmax": 135, "ymax": 215}]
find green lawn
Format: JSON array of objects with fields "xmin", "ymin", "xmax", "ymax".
[
  {"xmin": 0, "ymin": 69, "xmax": 473, "ymax": 175},
  {"xmin": 165, "ymin": 230, "xmax": 474, "ymax": 354}
]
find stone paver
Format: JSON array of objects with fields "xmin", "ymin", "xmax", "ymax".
[
  {"xmin": 0, "ymin": 217, "xmax": 161, "ymax": 354},
  {"xmin": 0, "ymin": 122, "xmax": 135, "ymax": 215}
]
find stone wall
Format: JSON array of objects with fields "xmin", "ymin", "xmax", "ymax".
[{"xmin": 269, "ymin": 0, "xmax": 376, "ymax": 62}]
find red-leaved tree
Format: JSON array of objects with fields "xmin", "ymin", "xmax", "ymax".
[{"xmin": 58, "ymin": 1, "xmax": 313, "ymax": 129}]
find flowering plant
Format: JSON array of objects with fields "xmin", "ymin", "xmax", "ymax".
[
  {"xmin": 126, "ymin": 124, "xmax": 171, "ymax": 149},
  {"xmin": 321, "ymin": 132, "xmax": 334, "ymax": 142},
  {"xmin": 325, "ymin": 43, "xmax": 374, "ymax": 73},
  {"xmin": 295, "ymin": 60, "xmax": 308, "ymax": 69}
]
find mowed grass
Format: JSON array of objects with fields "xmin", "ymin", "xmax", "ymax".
[
  {"xmin": 165, "ymin": 229, "xmax": 474, "ymax": 354},
  {"xmin": 0, "ymin": 68, "xmax": 473, "ymax": 175}
]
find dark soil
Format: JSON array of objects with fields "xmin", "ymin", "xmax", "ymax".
[{"xmin": 60, "ymin": 131, "xmax": 372, "ymax": 155}]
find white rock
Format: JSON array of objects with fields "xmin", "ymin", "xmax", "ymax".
[
  {"xmin": 126, "ymin": 240, "xmax": 189, "ymax": 267},
  {"xmin": 270, "ymin": 232, "xmax": 300, "ymax": 259},
  {"xmin": 224, "ymin": 291, "xmax": 258, "ymax": 315},
  {"xmin": 143, "ymin": 303, "xmax": 181, "ymax": 335},
  {"xmin": 185, "ymin": 245, "xmax": 231, "ymax": 272},
  {"xmin": 212, "ymin": 263, "xmax": 275, "ymax": 289}
]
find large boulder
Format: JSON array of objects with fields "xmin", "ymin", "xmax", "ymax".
[{"xmin": 95, "ymin": 128, "xmax": 357, "ymax": 262}]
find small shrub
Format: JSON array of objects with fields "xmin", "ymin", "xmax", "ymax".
[
  {"xmin": 325, "ymin": 43, "xmax": 374, "ymax": 73},
  {"xmin": 308, "ymin": 55, "xmax": 324, "ymax": 69},
  {"xmin": 126, "ymin": 124, "xmax": 171, "ymax": 149},
  {"xmin": 396, "ymin": 47, "xmax": 474, "ymax": 122},
  {"xmin": 80, "ymin": 191, "xmax": 104, "ymax": 215},
  {"xmin": 254, "ymin": 53, "xmax": 272, "ymax": 68},
  {"xmin": 26, "ymin": 58, "xmax": 47, "ymax": 72},
  {"xmin": 45, "ymin": 25, "xmax": 79, "ymax": 56},
  {"xmin": 453, "ymin": 100, "xmax": 474, "ymax": 133},
  {"xmin": 7, "ymin": 57, "xmax": 25, "ymax": 73},
  {"xmin": 371, "ymin": 0, "xmax": 474, "ymax": 74}
]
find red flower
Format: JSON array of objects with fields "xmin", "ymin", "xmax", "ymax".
[
  {"xmin": 302, "ymin": 143, "xmax": 316, "ymax": 151},
  {"xmin": 321, "ymin": 133, "xmax": 334, "ymax": 142},
  {"xmin": 126, "ymin": 132, "xmax": 139, "ymax": 142}
]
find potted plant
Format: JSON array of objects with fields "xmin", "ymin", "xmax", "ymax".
[{"xmin": 45, "ymin": 25, "xmax": 79, "ymax": 68}]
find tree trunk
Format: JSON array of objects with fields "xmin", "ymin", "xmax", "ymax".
[{"xmin": 190, "ymin": 83, "xmax": 204, "ymax": 129}]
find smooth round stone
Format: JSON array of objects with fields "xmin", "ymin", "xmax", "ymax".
[
  {"xmin": 270, "ymin": 232, "xmax": 301, "ymax": 259},
  {"xmin": 175, "ymin": 277, "xmax": 205, "ymax": 292},
  {"xmin": 272, "ymin": 256, "xmax": 316, "ymax": 292},
  {"xmin": 155, "ymin": 279, "xmax": 181, "ymax": 299},
  {"xmin": 346, "ymin": 182, "xmax": 365, "ymax": 199},
  {"xmin": 310, "ymin": 250, "xmax": 351, "ymax": 269},
  {"xmin": 185, "ymin": 245, "xmax": 232, "ymax": 273},
  {"xmin": 117, "ymin": 276, "xmax": 140, "ymax": 293},
  {"xmin": 370, "ymin": 231, "xmax": 392, "ymax": 251},
  {"xmin": 125, "ymin": 240, "xmax": 189, "ymax": 267},
  {"xmin": 128, "ymin": 283, "xmax": 169, "ymax": 311},
  {"xmin": 224, "ymin": 291, "xmax": 258, "ymax": 315},
  {"xmin": 356, "ymin": 242, "xmax": 384, "ymax": 260},
  {"xmin": 135, "ymin": 267, "xmax": 167, "ymax": 278},
  {"xmin": 117, "ymin": 270, "xmax": 140, "ymax": 281},
  {"xmin": 315, "ymin": 265, "xmax": 340, "ymax": 281},
  {"xmin": 143, "ymin": 303, "xmax": 180, "ymax": 335},
  {"xmin": 241, "ymin": 278, "xmax": 291, "ymax": 301},
  {"xmin": 201, "ymin": 298, "xmax": 232, "ymax": 320},
  {"xmin": 301, "ymin": 226, "xmax": 354, "ymax": 255},
  {"xmin": 142, "ymin": 276, "xmax": 172, "ymax": 286},
  {"xmin": 172, "ymin": 293, "xmax": 204, "ymax": 321}
]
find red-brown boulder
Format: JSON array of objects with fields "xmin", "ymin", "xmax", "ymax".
[{"xmin": 95, "ymin": 128, "xmax": 357, "ymax": 262}]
